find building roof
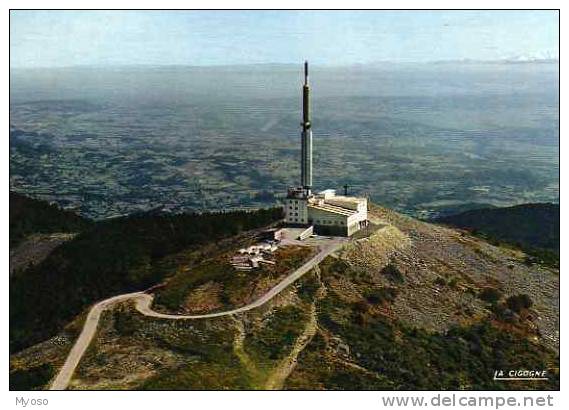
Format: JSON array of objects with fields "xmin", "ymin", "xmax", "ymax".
[
  {"xmin": 327, "ymin": 195, "xmax": 367, "ymax": 205},
  {"xmin": 308, "ymin": 202, "xmax": 356, "ymax": 217}
]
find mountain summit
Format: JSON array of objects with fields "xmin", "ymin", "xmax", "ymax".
[{"xmin": 10, "ymin": 200, "xmax": 559, "ymax": 390}]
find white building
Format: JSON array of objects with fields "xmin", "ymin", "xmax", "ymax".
[{"xmin": 284, "ymin": 189, "xmax": 368, "ymax": 236}]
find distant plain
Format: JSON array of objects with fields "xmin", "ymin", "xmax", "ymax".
[{"xmin": 9, "ymin": 62, "xmax": 559, "ymax": 219}]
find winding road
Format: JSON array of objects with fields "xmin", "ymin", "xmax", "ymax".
[{"xmin": 50, "ymin": 239, "xmax": 344, "ymax": 390}]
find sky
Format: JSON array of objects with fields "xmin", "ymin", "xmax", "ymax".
[{"xmin": 10, "ymin": 10, "xmax": 559, "ymax": 68}]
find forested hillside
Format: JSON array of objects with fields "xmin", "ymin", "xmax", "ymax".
[
  {"xmin": 435, "ymin": 203, "xmax": 559, "ymax": 266},
  {"xmin": 10, "ymin": 192, "xmax": 91, "ymax": 248},
  {"xmin": 10, "ymin": 193, "xmax": 282, "ymax": 352}
]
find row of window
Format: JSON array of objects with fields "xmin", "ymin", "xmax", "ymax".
[
  {"xmin": 314, "ymin": 219, "xmax": 344, "ymax": 225},
  {"xmin": 287, "ymin": 213, "xmax": 346, "ymax": 226},
  {"xmin": 287, "ymin": 216, "xmax": 345, "ymax": 225}
]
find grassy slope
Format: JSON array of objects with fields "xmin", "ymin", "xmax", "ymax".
[
  {"xmin": 81, "ymin": 260, "xmax": 558, "ymax": 391},
  {"xmin": 153, "ymin": 245, "xmax": 314, "ymax": 313},
  {"xmin": 285, "ymin": 258, "xmax": 559, "ymax": 390}
]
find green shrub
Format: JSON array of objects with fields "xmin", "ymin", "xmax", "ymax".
[
  {"xmin": 478, "ymin": 287, "xmax": 503, "ymax": 304},
  {"xmin": 366, "ymin": 287, "xmax": 399, "ymax": 305},
  {"xmin": 506, "ymin": 294, "xmax": 533, "ymax": 313},
  {"xmin": 10, "ymin": 364, "xmax": 54, "ymax": 390},
  {"xmin": 381, "ymin": 263, "xmax": 404, "ymax": 283},
  {"xmin": 448, "ymin": 277, "xmax": 459, "ymax": 288},
  {"xmin": 354, "ymin": 300, "xmax": 371, "ymax": 313},
  {"xmin": 297, "ymin": 273, "xmax": 320, "ymax": 302},
  {"xmin": 245, "ymin": 305, "xmax": 307, "ymax": 361},
  {"xmin": 311, "ymin": 287, "xmax": 558, "ymax": 390},
  {"xmin": 524, "ymin": 249, "xmax": 559, "ymax": 269}
]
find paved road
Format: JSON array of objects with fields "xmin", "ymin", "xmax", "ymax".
[{"xmin": 50, "ymin": 240, "xmax": 344, "ymax": 390}]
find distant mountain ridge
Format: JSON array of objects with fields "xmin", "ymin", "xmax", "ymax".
[
  {"xmin": 434, "ymin": 203, "xmax": 559, "ymax": 257},
  {"xmin": 9, "ymin": 58, "xmax": 559, "ymax": 72}
]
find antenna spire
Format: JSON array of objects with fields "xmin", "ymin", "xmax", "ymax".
[{"xmin": 301, "ymin": 61, "xmax": 312, "ymax": 190}]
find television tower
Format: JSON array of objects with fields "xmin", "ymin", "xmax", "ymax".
[{"xmin": 300, "ymin": 61, "xmax": 313, "ymax": 193}]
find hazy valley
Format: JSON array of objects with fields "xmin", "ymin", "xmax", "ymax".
[{"xmin": 10, "ymin": 62, "xmax": 559, "ymax": 219}]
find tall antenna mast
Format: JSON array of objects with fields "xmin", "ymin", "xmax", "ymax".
[{"xmin": 300, "ymin": 61, "xmax": 312, "ymax": 191}]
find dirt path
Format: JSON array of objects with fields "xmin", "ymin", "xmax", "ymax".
[
  {"xmin": 264, "ymin": 267, "xmax": 324, "ymax": 390},
  {"xmin": 50, "ymin": 241, "xmax": 344, "ymax": 390},
  {"xmin": 231, "ymin": 316, "xmax": 259, "ymax": 381},
  {"xmin": 263, "ymin": 302, "xmax": 318, "ymax": 390}
]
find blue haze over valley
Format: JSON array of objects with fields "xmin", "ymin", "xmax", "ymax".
[{"xmin": 9, "ymin": 11, "xmax": 559, "ymax": 219}]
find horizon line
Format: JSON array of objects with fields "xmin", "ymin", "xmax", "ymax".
[{"xmin": 9, "ymin": 57, "xmax": 560, "ymax": 71}]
